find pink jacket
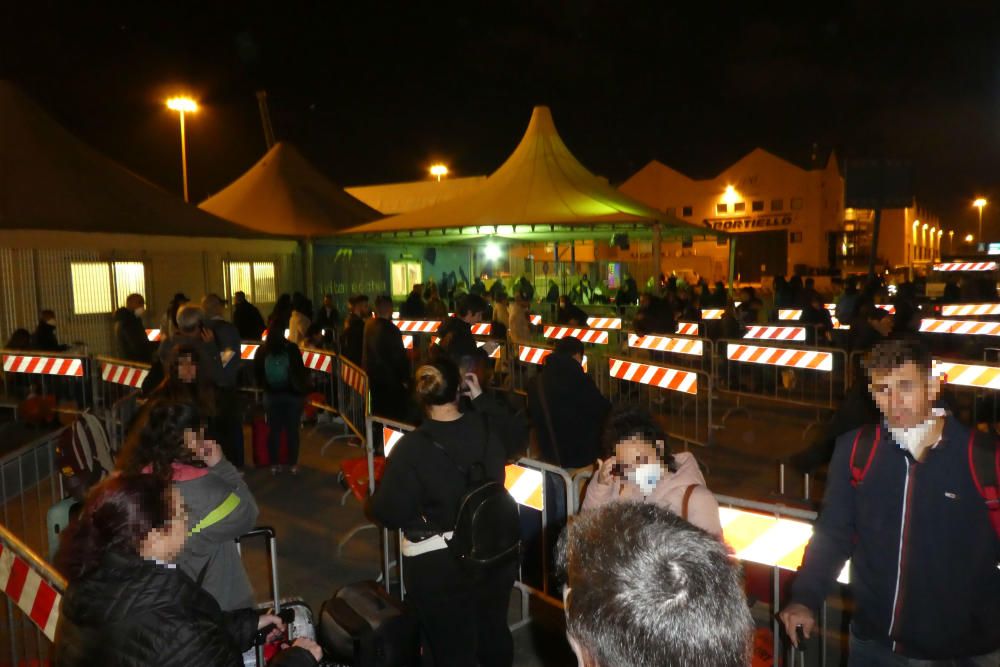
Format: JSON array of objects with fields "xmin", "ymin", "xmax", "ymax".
[{"xmin": 581, "ymin": 451, "xmax": 723, "ymax": 537}]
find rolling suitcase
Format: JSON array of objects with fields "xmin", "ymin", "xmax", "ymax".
[
  {"xmin": 317, "ymin": 580, "xmax": 418, "ymax": 667},
  {"xmin": 237, "ymin": 527, "xmax": 317, "ymax": 667},
  {"xmin": 251, "ymin": 415, "xmax": 289, "ymax": 467}
]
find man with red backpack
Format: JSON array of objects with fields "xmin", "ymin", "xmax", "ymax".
[{"xmin": 780, "ymin": 337, "xmax": 1000, "ymax": 665}]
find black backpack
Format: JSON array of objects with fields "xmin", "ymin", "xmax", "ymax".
[{"xmin": 419, "ymin": 415, "xmax": 521, "ymax": 569}]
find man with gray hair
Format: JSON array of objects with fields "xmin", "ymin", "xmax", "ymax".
[
  {"xmin": 557, "ymin": 502, "xmax": 752, "ymax": 667},
  {"xmin": 202, "ymin": 294, "xmax": 245, "ymax": 467},
  {"xmin": 158, "ymin": 304, "xmax": 224, "ymax": 387}
]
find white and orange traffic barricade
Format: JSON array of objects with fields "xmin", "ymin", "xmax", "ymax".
[
  {"xmin": 510, "ymin": 344, "xmax": 589, "ymax": 391},
  {"xmin": 675, "ymin": 321, "xmax": 700, "ymax": 336},
  {"xmin": 875, "ymin": 304, "xmax": 895, "ymax": 314},
  {"xmin": 429, "ymin": 336, "xmax": 502, "ymax": 359},
  {"xmin": 824, "ymin": 303, "xmax": 851, "ymax": 330},
  {"xmin": 542, "ymin": 326, "xmax": 609, "ymax": 345},
  {"xmin": 2, "ymin": 351, "xmax": 92, "ymax": 409},
  {"xmin": 919, "ymin": 318, "xmax": 1000, "ymax": 336},
  {"xmin": 94, "ymin": 356, "xmax": 151, "ymax": 449},
  {"xmin": 402, "ymin": 335, "xmax": 414, "ymax": 350},
  {"xmin": 934, "ymin": 359, "xmax": 1000, "ymax": 425},
  {"xmin": 337, "ymin": 356, "xmax": 370, "ymax": 442},
  {"xmin": 700, "ymin": 309, "xmax": 725, "ymax": 320},
  {"xmin": 722, "ymin": 341, "xmax": 843, "ymax": 411},
  {"xmin": 607, "ymin": 357, "xmax": 713, "ymax": 447},
  {"xmin": 240, "ymin": 343, "xmax": 260, "ymax": 360},
  {"xmin": 585, "ymin": 317, "xmax": 622, "ymax": 330},
  {"xmin": 144, "ymin": 328, "xmax": 163, "ymax": 342},
  {"xmin": 941, "ymin": 303, "xmax": 1000, "ymax": 317},
  {"xmin": 393, "ymin": 320, "xmax": 442, "ymax": 333},
  {"xmin": 0, "ymin": 522, "xmax": 66, "ymax": 645},
  {"xmin": 626, "ymin": 332, "xmax": 709, "ymax": 372},
  {"xmin": 470, "ymin": 323, "xmax": 493, "ymax": 336},
  {"xmin": 529, "ymin": 314, "xmax": 543, "ymax": 326},
  {"xmin": 99, "ymin": 359, "xmax": 149, "ymax": 389},
  {"xmin": 743, "ymin": 325, "xmax": 807, "ymax": 342},
  {"xmin": 933, "ymin": 261, "xmax": 998, "ymax": 271},
  {"xmin": 777, "ymin": 309, "xmax": 802, "ymax": 321}
]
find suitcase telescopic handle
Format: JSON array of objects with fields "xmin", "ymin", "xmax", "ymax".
[{"xmin": 236, "ymin": 526, "xmax": 281, "ymax": 613}]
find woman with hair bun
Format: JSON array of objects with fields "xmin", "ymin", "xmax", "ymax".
[
  {"xmin": 53, "ymin": 473, "xmax": 320, "ymax": 666},
  {"xmin": 370, "ymin": 357, "xmax": 526, "ymax": 667},
  {"xmin": 118, "ymin": 400, "xmax": 258, "ymax": 610}
]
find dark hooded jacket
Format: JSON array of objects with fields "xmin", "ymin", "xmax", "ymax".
[{"xmin": 113, "ymin": 308, "xmax": 155, "ymax": 363}]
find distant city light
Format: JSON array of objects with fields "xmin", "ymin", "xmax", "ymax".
[
  {"xmin": 430, "ymin": 164, "xmax": 449, "ymax": 182},
  {"xmin": 965, "ymin": 234, "xmax": 975, "ymax": 243}
]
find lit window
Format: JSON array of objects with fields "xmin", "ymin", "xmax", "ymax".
[
  {"xmin": 752, "ymin": 200, "xmax": 764, "ymax": 212},
  {"xmin": 716, "ymin": 203, "xmax": 728, "ymax": 214},
  {"xmin": 225, "ymin": 261, "xmax": 277, "ymax": 304},
  {"xmin": 114, "ymin": 262, "xmax": 146, "ymax": 309},
  {"xmin": 791, "ymin": 197, "xmax": 804, "ymax": 210},
  {"xmin": 682, "ymin": 206, "xmax": 693, "ymax": 217},
  {"xmin": 71, "ymin": 262, "xmax": 113, "ymax": 315},
  {"xmin": 733, "ymin": 202, "xmax": 746, "ymax": 212},
  {"xmin": 771, "ymin": 199, "xmax": 783, "ymax": 211},
  {"xmin": 390, "ymin": 260, "xmax": 422, "ymax": 298}
]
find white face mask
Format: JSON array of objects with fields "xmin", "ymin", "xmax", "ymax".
[
  {"xmin": 134, "ymin": 307, "xmax": 146, "ymax": 318},
  {"xmin": 628, "ymin": 462, "xmax": 664, "ymax": 495},
  {"xmin": 888, "ymin": 408, "xmax": 944, "ymax": 460}
]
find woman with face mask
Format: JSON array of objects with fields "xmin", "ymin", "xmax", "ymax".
[
  {"xmin": 53, "ymin": 473, "xmax": 321, "ymax": 666},
  {"xmin": 582, "ymin": 407, "xmax": 722, "ymax": 537}
]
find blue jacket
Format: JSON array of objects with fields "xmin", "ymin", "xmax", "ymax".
[{"xmin": 790, "ymin": 416, "xmax": 1000, "ymax": 660}]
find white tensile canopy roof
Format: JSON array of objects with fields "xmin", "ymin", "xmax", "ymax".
[
  {"xmin": 338, "ymin": 106, "xmax": 716, "ymax": 243},
  {"xmin": 200, "ymin": 141, "xmax": 381, "ymax": 237}
]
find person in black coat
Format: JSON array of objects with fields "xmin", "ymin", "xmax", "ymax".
[
  {"xmin": 31, "ymin": 310, "xmax": 69, "ymax": 351},
  {"xmin": 254, "ymin": 320, "xmax": 309, "ymax": 473},
  {"xmin": 54, "ymin": 473, "xmax": 320, "ymax": 667},
  {"xmin": 341, "ymin": 294, "xmax": 370, "ymax": 366},
  {"xmin": 232, "ymin": 291, "xmax": 267, "ymax": 341},
  {"xmin": 556, "ymin": 295, "xmax": 588, "ymax": 326},
  {"xmin": 400, "ymin": 284, "xmax": 426, "ymax": 318},
  {"xmin": 435, "ymin": 294, "xmax": 488, "ymax": 362},
  {"xmin": 363, "ymin": 295, "xmax": 412, "ymax": 422},
  {"xmin": 313, "ymin": 294, "xmax": 340, "ymax": 347},
  {"xmin": 113, "ymin": 293, "xmax": 156, "ymax": 363}
]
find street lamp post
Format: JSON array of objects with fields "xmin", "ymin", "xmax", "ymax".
[
  {"xmin": 948, "ymin": 230, "xmax": 954, "ymax": 254},
  {"xmin": 166, "ymin": 97, "xmax": 198, "ymax": 202},
  {"xmin": 974, "ymin": 197, "xmax": 987, "ymax": 247},
  {"xmin": 429, "ymin": 164, "xmax": 449, "ymax": 182}
]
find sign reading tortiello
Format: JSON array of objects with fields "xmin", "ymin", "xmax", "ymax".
[{"xmin": 703, "ymin": 215, "xmax": 793, "ymax": 232}]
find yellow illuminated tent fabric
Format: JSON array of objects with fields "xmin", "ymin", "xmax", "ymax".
[
  {"xmin": 200, "ymin": 142, "xmax": 381, "ymax": 237},
  {"xmin": 338, "ymin": 106, "xmax": 713, "ymax": 242},
  {"xmin": 0, "ymin": 81, "xmax": 264, "ymax": 238}
]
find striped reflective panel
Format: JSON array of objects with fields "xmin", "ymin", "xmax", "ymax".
[
  {"xmin": 100, "ymin": 361, "xmax": 149, "ymax": 388},
  {"xmin": 586, "ymin": 317, "xmax": 622, "ymax": 330},
  {"xmin": 919, "ymin": 319, "xmax": 1000, "ymax": 336},
  {"xmin": 393, "ymin": 320, "xmax": 442, "ymax": 333},
  {"xmin": 240, "ymin": 344, "xmax": 259, "ymax": 360},
  {"xmin": 144, "ymin": 328, "xmax": 162, "ymax": 342},
  {"xmin": 875, "ymin": 304, "xmax": 895, "ymax": 314},
  {"xmin": 517, "ymin": 345, "xmax": 588, "ymax": 371},
  {"xmin": 743, "ymin": 326, "xmax": 807, "ymax": 342},
  {"xmin": 934, "ymin": 360, "xmax": 1000, "ymax": 390},
  {"xmin": 383, "ymin": 427, "xmax": 406, "ymax": 456},
  {"xmin": 701, "ymin": 309, "xmax": 724, "ymax": 320},
  {"xmin": 608, "ymin": 358, "xmax": 698, "ymax": 394},
  {"xmin": 470, "ymin": 323, "xmax": 493, "ymax": 335},
  {"xmin": 529, "ymin": 314, "xmax": 542, "ymax": 326},
  {"xmin": 941, "ymin": 303, "xmax": 1000, "ymax": 317},
  {"xmin": 778, "ymin": 309, "xmax": 802, "ymax": 320},
  {"xmin": 402, "ymin": 335, "xmax": 413, "ymax": 350},
  {"xmin": 933, "ymin": 262, "xmax": 997, "ymax": 271},
  {"xmin": 341, "ymin": 363, "xmax": 367, "ymax": 395},
  {"xmin": 675, "ymin": 322, "xmax": 699, "ymax": 336},
  {"xmin": 0, "ymin": 541, "xmax": 63, "ymax": 640},
  {"xmin": 260, "ymin": 329, "xmax": 290, "ymax": 341},
  {"xmin": 2, "ymin": 355, "xmax": 84, "ymax": 377},
  {"xmin": 301, "ymin": 350, "xmax": 333, "ymax": 372},
  {"xmin": 726, "ymin": 343, "xmax": 833, "ymax": 371},
  {"xmin": 627, "ymin": 333, "xmax": 703, "ymax": 356},
  {"xmin": 542, "ymin": 327, "xmax": 609, "ymax": 344},
  {"xmin": 718, "ymin": 508, "xmax": 850, "ymax": 584},
  {"xmin": 504, "ymin": 464, "xmax": 543, "ymax": 511}
]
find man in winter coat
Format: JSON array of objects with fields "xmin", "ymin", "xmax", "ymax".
[
  {"xmin": 341, "ymin": 294, "xmax": 370, "ymax": 366},
  {"xmin": 363, "ymin": 295, "xmax": 412, "ymax": 422},
  {"xmin": 780, "ymin": 337, "xmax": 1000, "ymax": 664},
  {"xmin": 114, "ymin": 293, "xmax": 156, "ymax": 362},
  {"xmin": 436, "ymin": 294, "xmax": 487, "ymax": 362},
  {"xmin": 31, "ymin": 309, "xmax": 68, "ymax": 351},
  {"xmin": 313, "ymin": 293, "xmax": 340, "ymax": 346},
  {"xmin": 232, "ymin": 291, "xmax": 267, "ymax": 340},
  {"xmin": 202, "ymin": 294, "xmax": 245, "ymax": 468}
]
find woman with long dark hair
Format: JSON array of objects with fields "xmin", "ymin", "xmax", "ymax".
[
  {"xmin": 118, "ymin": 400, "xmax": 258, "ymax": 610},
  {"xmin": 54, "ymin": 473, "xmax": 320, "ymax": 666},
  {"xmin": 370, "ymin": 357, "xmax": 524, "ymax": 667}
]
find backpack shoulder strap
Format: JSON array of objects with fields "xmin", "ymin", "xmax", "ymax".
[
  {"xmin": 681, "ymin": 484, "xmax": 698, "ymax": 521},
  {"xmin": 849, "ymin": 424, "xmax": 881, "ymax": 488},
  {"xmin": 967, "ymin": 430, "xmax": 1000, "ymax": 540}
]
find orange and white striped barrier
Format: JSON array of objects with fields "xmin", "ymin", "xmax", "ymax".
[
  {"xmin": 402, "ymin": 335, "xmax": 413, "ymax": 350},
  {"xmin": 934, "ymin": 360, "xmax": 1000, "ymax": 390},
  {"xmin": 430, "ymin": 336, "xmax": 501, "ymax": 358},
  {"xmin": 719, "ymin": 507, "xmax": 850, "ymax": 584},
  {"xmin": 701, "ymin": 309, "xmax": 725, "ymax": 320},
  {"xmin": 394, "ymin": 320, "xmax": 442, "ymax": 333},
  {"xmin": 100, "ymin": 361, "xmax": 148, "ymax": 388},
  {"xmin": 586, "ymin": 317, "xmax": 622, "ymax": 330},
  {"xmin": 0, "ymin": 541, "xmax": 63, "ymax": 640},
  {"xmin": 778, "ymin": 309, "xmax": 802, "ymax": 320},
  {"xmin": 529, "ymin": 314, "xmax": 542, "ymax": 326},
  {"xmin": 517, "ymin": 345, "xmax": 588, "ymax": 371},
  {"xmin": 933, "ymin": 261, "xmax": 998, "ymax": 272},
  {"xmin": 341, "ymin": 363, "xmax": 367, "ymax": 396},
  {"xmin": 383, "ymin": 426, "xmax": 406, "ymax": 456},
  {"xmin": 941, "ymin": 303, "xmax": 1000, "ymax": 317},
  {"xmin": 876, "ymin": 304, "xmax": 895, "ymax": 314},
  {"xmin": 744, "ymin": 326, "xmax": 806, "ymax": 342},
  {"xmin": 726, "ymin": 343, "xmax": 833, "ymax": 371},
  {"xmin": 608, "ymin": 357, "xmax": 698, "ymax": 394},
  {"xmin": 302, "ymin": 350, "xmax": 333, "ymax": 373},
  {"xmin": 919, "ymin": 319, "xmax": 1000, "ymax": 336},
  {"xmin": 470, "ymin": 323, "xmax": 493, "ymax": 336},
  {"xmin": 504, "ymin": 464, "xmax": 544, "ymax": 511},
  {"xmin": 145, "ymin": 328, "xmax": 162, "ymax": 342},
  {"xmin": 676, "ymin": 322, "xmax": 699, "ymax": 336},
  {"xmin": 543, "ymin": 326, "xmax": 609, "ymax": 345},
  {"xmin": 260, "ymin": 328, "xmax": 290, "ymax": 341},
  {"xmin": 240, "ymin": 343, "xmax": 259, "ymax": 360},
  {"xmin": 627, "ymin": 333, "xmax": 703, "ymax": 356},
  {"xmin": 823, "ymin": 304, "xmax": 851, "ymax": 330},
  {"xmin": 2, "ymin": 354, "xmax": 84, "ymax": 377}
]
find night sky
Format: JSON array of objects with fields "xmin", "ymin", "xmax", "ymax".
[{"xmin": 4, "ymin": 3, "xmax": 1000, "ymax": 236}]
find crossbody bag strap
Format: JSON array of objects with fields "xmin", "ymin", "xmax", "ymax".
[{"xmin": 681, "ymin": 484, "xmax": 698, "ymax": 521}]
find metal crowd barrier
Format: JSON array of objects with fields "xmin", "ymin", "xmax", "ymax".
[
  {"xmin": 606, "ymin": 356, "xmax": 715, "ymax": 448},
  {"xmin": 935, "ymin": 358, "xmax": 1000, "ymax": 429},
  {"xmin": 0, "ymin": 521, "xmax": 66, "ymax": 665},
  {"xmin": 337, "ymin": 356, "xmax": 369, "ymax": 445},
  {"xmin": 299, "ymin": 346, "xmax": 338, "ymax": 415},
  {"xmin": 1, "ymin": 348, "xmax": 93, "ymax": 414},
  {"xmin": 94, "ymin": 356, "xmax": 150, "ymax": 452},
  {"xmin": 626, "ymin": 331, "xmax": 712, "ymax": 373}
]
